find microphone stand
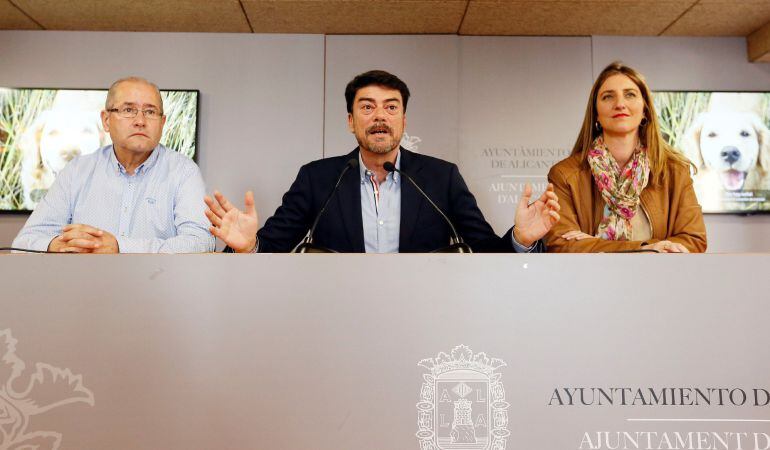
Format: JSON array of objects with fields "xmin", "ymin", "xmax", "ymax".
[
  {"xmin": 292, "ymin": 158, "xmax": 358, "ymax": 253},
  {"xmin": 293, "ymin": 239, "xmax": 337, "ymax": 253},
  {"xmin": 383, "ymin": 162, "xmax": 472, "ymax": 254}
]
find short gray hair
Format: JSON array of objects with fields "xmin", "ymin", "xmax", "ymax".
[{"xmin": 105, "ymin": 76, "xmax": 163, "ymax": 112}]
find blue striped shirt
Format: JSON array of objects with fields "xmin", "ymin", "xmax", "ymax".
[
  {"xmin": 360, "ymin": 152, "xmax": 401, "ymax": 253},
  {"xmin": 13, "ymin": 145, "xmax": 214, "ymax": 253}
]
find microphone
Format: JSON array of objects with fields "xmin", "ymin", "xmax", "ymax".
[
  {"xmin": 383, "ymin": 161, "xmax": 472, "ymax": 253},
  {"xmin": 292, "ymin": 158, "xmax": 358, "ymax": 253}
]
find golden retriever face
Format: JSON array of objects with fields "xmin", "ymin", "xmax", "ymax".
[
  {"xmin": 38, "ymin": 109, "xmax": 103, "ymax": 174},
  {"xmin": 19, "ymin": 108, "xmax": 107, "ymax": 209},
  {"xmin": 684, "ymin": 111, "xmax": 770, "ymax": 191}
]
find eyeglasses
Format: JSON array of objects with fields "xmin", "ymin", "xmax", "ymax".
[{"xmin": 107, "ymin": 106, "xmax": 163, "ymax": 120}]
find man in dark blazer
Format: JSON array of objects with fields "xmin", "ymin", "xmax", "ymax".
[{"xmin": 205, "ymin": 70, "xmax": 560, "ymax": 253}]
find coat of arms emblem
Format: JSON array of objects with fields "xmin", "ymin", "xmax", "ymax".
[
  {"xmin": 400, "ymin": 132, "xmax": 422, "ymax": 152},
  {"xmin": 416, "ymin": 345, "xmax": 510, "ymax": 450},
  {"xmin": 0, "ymin": 328, "xmax": 94, "ymax": 450}
]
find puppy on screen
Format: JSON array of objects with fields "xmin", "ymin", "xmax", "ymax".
[
  {"xmin": 682, "ymin": 93, "xmax": 770, "ymax": 210},
  {"xmin": 19, "ymin": 91, "xmax": 108, "ymax": 209}
]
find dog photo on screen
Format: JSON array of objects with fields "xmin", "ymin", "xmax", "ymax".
[
  {"xmin": 655, "ymin": 91, "xmax": 770, "ymax": 213},
  {"xmin": 0, "ymin": 88, "xmax": 198, "ymax": 212}
]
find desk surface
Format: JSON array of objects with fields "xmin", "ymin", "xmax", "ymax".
[{"xmin": 2, "ymin": 254, "xmax": 768, "ymax": 449}]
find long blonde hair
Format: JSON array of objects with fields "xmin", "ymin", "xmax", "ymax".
[{"xmin": 571, "ymin": 61, "xmax": 690, "ymax": 184}]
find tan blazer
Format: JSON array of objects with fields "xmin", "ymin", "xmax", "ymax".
[{"xmin": 546, "ymin": 154, "xmax": 707, "ymax": 253}]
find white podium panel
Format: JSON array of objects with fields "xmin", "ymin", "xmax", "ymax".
[{"xmin": 1, "ymin": 254, "xmax": 768, "ymax": 449}]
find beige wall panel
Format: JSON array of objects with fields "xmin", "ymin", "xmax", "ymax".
[
  {"xmin": 242, "ymin": 0, "xmax": 466, "ymax": 34},
  {"xmin": 324, "ymin": 35, "xmax": 460, "ymax": 163},
  {"xmin": 663, "ymin": 1, "xmax": 770, "ymax": 36},
  {"xmin": 11, "ymin": 0, "xmax": 251, "ymax": 32},
  {"xmin": 458, "ymin": 36, "xmax": 592, "ymax": 235},
  {"xmin": 748, "ymin": 20, "xmax": 770, "ymax": 61},
  {"xmin": 0, "ymin": 0, "xmax": 41, "ymax": 29},
  {"xmin": 460, "ymin": 0, "xmax": 695, "ymax": 36}
]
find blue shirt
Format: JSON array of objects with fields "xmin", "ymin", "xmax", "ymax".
[
  {"xmin": 12, "ymin": 145, "xmax": 214, "ymax": 253},
  {"xmin": 358, "ymin": 151, "xmax": 534, "ymax": 253},
  {"xmin": 360, "ymin": 152, "xmax": 401, "ymax": 253}
]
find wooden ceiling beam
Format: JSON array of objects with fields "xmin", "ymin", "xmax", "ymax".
[
  {"xmin": 0, "ymin": 0, "xmax": 42, "ymax": 29},
  {"xmin": 10, "ymin": 0, "xmax": 251, "ymax": 32},
  {"xmin": 748, "ymin": 20, "xmax": 770, "ymax": 62},
  {"xmin": 459, "ymin": 1, "xmax": 697, "ymax": 36},
  {"xmin": 662, "ymin": 0, "xmax": 770, "ymax": 36},
  {"xmin": 1, "ymin": 0, "xmax": 769, "ymax": 41},
  {"xmin": 241, "ymin": 0, "xmax": 468, "ymax": 34}
]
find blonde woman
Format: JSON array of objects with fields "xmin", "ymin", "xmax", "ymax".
[{"xmin": 546, "ymin": 62, "xmax": 707, "ymax": 253}]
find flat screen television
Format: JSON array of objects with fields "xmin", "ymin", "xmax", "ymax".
[
  {"xmin": 654, "ymin": 91, "xmax": 770, "ymax": 214},
  {"xmin": 0, "ymin": 87, "xmax": 199, "ymax": 213}
]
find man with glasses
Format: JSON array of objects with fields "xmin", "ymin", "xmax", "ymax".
[
  {"xmin": 205, "ymin": 70, "xmax": 560, "ymax": 253},
  {"xmin": 12, "ymin": 77, "xmax": 214, "ymax": 253}
]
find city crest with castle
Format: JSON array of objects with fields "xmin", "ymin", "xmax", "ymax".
[{"xmin": 416, "ymin": 345, "xmax": 511, "ymax": 450}]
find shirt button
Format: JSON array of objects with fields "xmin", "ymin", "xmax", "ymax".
[{"xmin": 378, "ymin": 220, "xmax": 384, "ymax": 226}]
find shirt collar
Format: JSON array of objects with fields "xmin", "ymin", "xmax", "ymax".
[
  {"xmin": 358, "ymin": 150, "xmax": 401, "ymax": 184},
  {"xmin": 110, "ymin": 144, "xmax": 161, "ymax": 175}
]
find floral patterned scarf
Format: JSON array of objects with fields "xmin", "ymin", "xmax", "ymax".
[{"xmin": 587, "ymin": 136, "xmax": 650, "ymax": 240}]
